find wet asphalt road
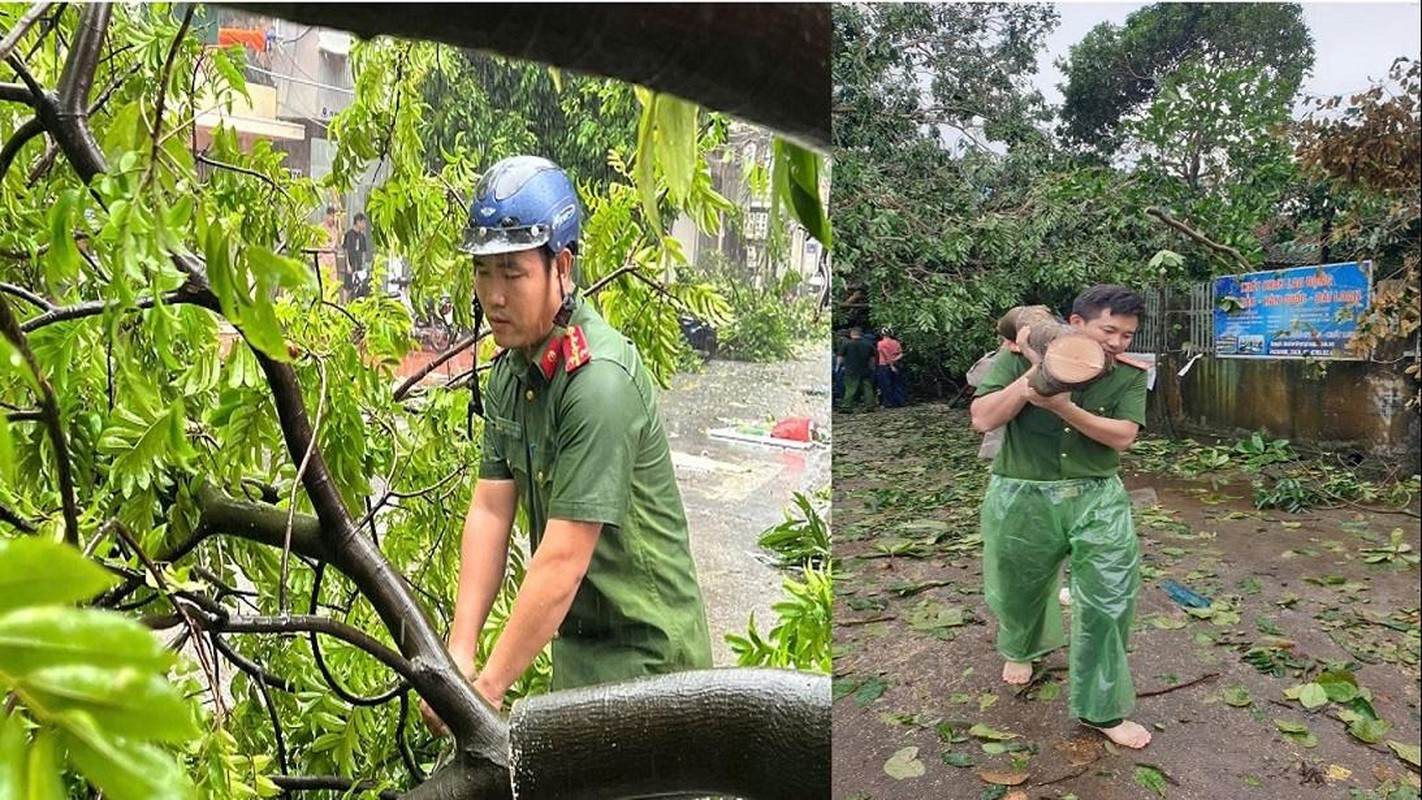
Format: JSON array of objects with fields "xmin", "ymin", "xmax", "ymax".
[{"xmin": 656, "ymin": 344, "xmax": 832, "ymax": 665}]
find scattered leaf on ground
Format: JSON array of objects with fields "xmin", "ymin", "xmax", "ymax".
[
  {"xmin": 1222, "ymin": 685, "xmax": 1252, "ymax": 707},
  {"xmin": 968, "ymin": 723, "xmax": 1019, "ymax": 741},
  {"xmin": 1386, "ymin": 740, "xmax": 1420, "ymax": 768},
  {"xmin": 942, "ymin": 750, "xmax": 974, "ymax": 768},
  {"xmin": 1134, "ymin": 765, "xmax": 1167, "ymax": 797},
  {"xmin": 854, "ymin": 675, "xmax": 886, "ymax": 706},
  {"xmin": 884, "ymin": 746, "xmax": 925, "ymax": 780},
  {"xmin": 978, "ymin": 770, "xmax": 1029, "ymax": 786},
  {"xmin": 1347, "ymin": 718, "xmax": 1393, "ymax": 744}
]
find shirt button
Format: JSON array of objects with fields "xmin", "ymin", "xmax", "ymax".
[
  {"xmin": 1063, "ymin": 427, "xmax": 1071, "ymax": 433},
  {"xmin": 535, "ymin": 470, "xmax": 544, "ymax": 482},
  {"xmin": 1061, "ymin": 453, "xmax": 1068, "ymax": 458},
  {"xmin": 525, "ymin": 389, "xmax": 535, "ymax": 401}
]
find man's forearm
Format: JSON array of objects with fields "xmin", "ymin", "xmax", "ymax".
[
  {"xmin": 446, "ymin": 505, "xmax": 513, "ymax": 672},
  {"xmin": 476, "ymin": 541, "xmax": 589, "ymax": 699}
]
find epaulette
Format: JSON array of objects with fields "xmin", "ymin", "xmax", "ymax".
[
  {"xmin": 1115, "ymin": 353, "xmax": 1151, "ymax": 371},
  {"xmin": 535, "ymin": 325, "xmax": 593, "ymax": 380},
  {"xmin": 561, "ymin": 324, "xmax": 591, "ymax": 374}
]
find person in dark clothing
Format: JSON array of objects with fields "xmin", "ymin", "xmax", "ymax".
[
  {"xmin": 835, "ymin": 327, "xmax": 878, "ymax": 412},
  {"xmin": 343, "ymin": 212, "xmax": 372, "ymax": 298}
]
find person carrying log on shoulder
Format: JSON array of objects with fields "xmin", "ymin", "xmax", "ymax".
[{"xmin": 968, "ymin": 284, "xmax": 1153, "ymax": 750}]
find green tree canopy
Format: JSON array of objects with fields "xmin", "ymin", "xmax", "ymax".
[{"xmin": 1058, "ymin": 3, "xmax": 1314, "ymax": 156}]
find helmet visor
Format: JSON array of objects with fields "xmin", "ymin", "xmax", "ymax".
[{"xmin": 459, "ymin": 222, "xmax": 551, "ymax": 256}]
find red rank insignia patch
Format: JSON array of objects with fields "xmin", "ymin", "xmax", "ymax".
[
  {"xmin": 562, "ymin": 325, "xmax": 591, "ymax": 373},
  {"xmin": 538, "ymin": 335, "xmax": 563, "ymax": 380}
]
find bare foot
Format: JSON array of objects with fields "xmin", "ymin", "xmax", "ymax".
[
  {"xmin": 1086, "ymin": 719, "xmax": 1152, "ymax": 749},
  {"xmin": 1002, "ymin": 660, "xmax": 1033, "ymax": 685}
]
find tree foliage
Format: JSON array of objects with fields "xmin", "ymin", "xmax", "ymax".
[
  {"xmin": 832, "ymin": 3, "xmax": 1168, "ymax": 389},
  {"xmin": 1058, "ymin": 3, "xmax": 1314, "ymax": 156}
]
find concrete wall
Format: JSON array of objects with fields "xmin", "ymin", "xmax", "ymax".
[{"xmin": 1148, "ymin": 352, "xmax": 1420, "ymax": 470}]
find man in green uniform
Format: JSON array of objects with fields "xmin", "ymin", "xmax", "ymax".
[
  {"xmin": 835, "ymin": 327, "xmax": 877, "ymax": 412},
  {"xmin": 969, "ymin": 284, "xmax": 1152, "ymax": 749},
  {"xmin": 423, "ymin": 156, "xmax": 711, "ymax": 727}
]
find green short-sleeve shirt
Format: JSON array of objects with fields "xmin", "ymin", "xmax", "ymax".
[
  {"xmin": 479, "ymin": 298, "xmax": 712, "ymax": 689},
  {"xmin": 974, "ymin": 351, "xmax": 1147, "ymax": 480}
]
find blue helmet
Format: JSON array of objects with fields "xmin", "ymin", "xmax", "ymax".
[{"xmin": 460, "ymin": 155, "xmax": 581, "ymax": 257}]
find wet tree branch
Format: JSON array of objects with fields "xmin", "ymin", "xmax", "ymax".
[
  {"xmin": 0, "ymin": 2, "xmax": 54, "ymax": 65},
  {"xmin": 0, "ymin": 500, "xmax": 37, "ymax": 533},
  {"xmin": 1145, "ymin": 206, "xmax": 1250, "ymax": 271},
  {"xmin": 0, "ymin": 294, "xmax": 80, "ymax": 544},
  {"xmin": 191, "ymin": 612, "xmax": 416, "ymax": 685},
  {"xmin": 0, "ymin": 280, "xmax": 51, "ymax": 310},
  {"xmin": 392, "ymin": 329, "xmax": 487, "ymax": 401},
  {"xmin": 18, "ymin": 284, "xmax": 205, "ymax": 333}
]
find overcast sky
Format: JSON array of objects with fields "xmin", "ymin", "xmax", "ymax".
[{"xmin": 1033, "ymin": 2, "xmax": 1422, "ymax": 112}]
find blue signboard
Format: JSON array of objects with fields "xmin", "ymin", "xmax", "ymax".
[{"xmin": 1213, "ymin": 261, "xmax": 1372, "ymax": 359}]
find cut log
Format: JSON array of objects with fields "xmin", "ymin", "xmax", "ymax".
[{"xmin": 994, "ymin": 305, "xmax": 1112, "ymax": 396}]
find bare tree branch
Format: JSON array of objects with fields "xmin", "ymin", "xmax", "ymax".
[
  {"xmin": 191, "ymin": 612, "xmax": 417, "ymax": 687},
  {"xmin": 0, "ymin": 281, "xmax": 51, "ymax": 309},
  {"xmin": 0, "ymin": 294, "xmax": 80, "ymax": 544},
  {"xmin": 392, "ymin": 329, "xmax": 487, "ymax": 401},
  {"xmin": 0, "ymin": 500, "xmax": 37, "ymax": 533},
  {"xmin": 1145, "ymin": 206, "xmax": 1251, "ymax": 271},
  {"xmin": 0, "ymin": 2, "xmax": 55, "ymax": 65},
  {"xmin": 146, "ymin": 4, "xmax": 193, "ymax": 176},
  {"xmin": 19, "ymin": 285, "xmax": 202, "ymax": 333}
]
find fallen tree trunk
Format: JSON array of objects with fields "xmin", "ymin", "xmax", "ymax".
[
  {"xmin": 508, "ymin": 669, "xmax": 831, "ymax": 800},
  {"xmin": 221, "ymin": 3, "xmax": 830, "ymax": 149}
]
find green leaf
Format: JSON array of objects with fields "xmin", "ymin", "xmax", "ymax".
[
  {"xmin": 1386, "ymin": 740, "xmax": 1420, "ymax": 768},
  {"xmin": 1316, "ymin": 670, "xmax": 1360, "ymax": 703},
  {"xmin": 967, "ymin": 723, "xmax": 1019, "ymax": 741},
  {"xmin": 0, "ymin": 607, "xmax": 173, "ymax": 677},
  {"xmin": 633, "ymin": 89, "xmax": 662, "ymax": 233},
  {"xmin": 884, "ymin": 746, "xmax": 925, "ymax": 780},
  {"xmin": 981, "ymin": 742, "xmax": 1008, "ymax": 754},
  {"xmin": 853, "ymin": 675, "xmax": 886, "ymax": 706},
  {"xmin": 652, "ymin": 93, "xmax": 698, "ymax": 206},
  {"xmin": 16, "ymin": 665, "xmax": 199, "ymax": 743},
  {"xmin": 43, "ymin": 190, "xmax": 82, "ymax": 283},
  {"xmin": 0, "ymin": 711, "xmax": 30, "ymax": 799},
  {"xmin": 1037, "ymin": 682, "xmax": 1060, "ymax": 702},
  {"xmin": 22, "ymin": 730, "xmax": 67, "ymax": 800},
  {"xmin": 248, "ymin": 247, "xmax": 312, "ymax": 292},
  {"xmin": 55, "ymin": 712, "xmax": 195, "ymax": 800},
  {"xmin": 1221, "ymin": 685, "xmax": 1252, "ymax": 707},
  {"xmin": 1273, "ymin": 719, "xmax": 1308, "ymax": 734},
  {"xmin": 236, "ymin": 290, "xmax": 291, "ymax": 362},
  {"xmin": 0, "ymin": 539, "xmax": 119, "ymax": 613},
  {"xmin": 1346, "ymin": 717, "xmax": 1392, "ymax": 744},
  {"xmin": 772, "ymin": 138, "xmax": 832, "ymax": 247},
  {"xmin": 1134, "ymin": 765, "xmax": 1167, "ymax": 797},
  {"xmin": 942, "ymin": 750, "xmax": 974, "ymax": 768},
  {"xmin": 1294, "ymin": 682, "xmax": 1328, "ymax": 709}
]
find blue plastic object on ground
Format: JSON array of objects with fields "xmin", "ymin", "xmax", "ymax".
[{"xmin": 1161, "ymin": 579, "xmax": 1212, "ymax": 608}]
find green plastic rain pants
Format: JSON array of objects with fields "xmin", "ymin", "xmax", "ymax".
[{"xmin": 980, "ymin": 474, "xmax": 1140, "ymax": 724}]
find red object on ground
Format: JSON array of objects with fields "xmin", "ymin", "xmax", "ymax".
[{"xmin": 771, "ymin": 417, "xmax": 813, "ymax": 442}]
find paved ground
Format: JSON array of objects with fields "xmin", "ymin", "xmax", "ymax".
[{"xmin": 658, "ymin": 344, "xmax": 832, "ymax": 664}]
